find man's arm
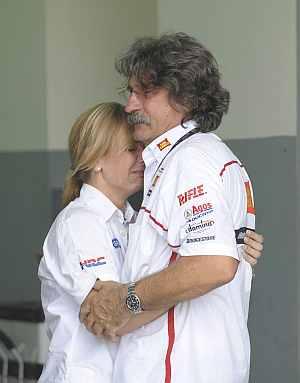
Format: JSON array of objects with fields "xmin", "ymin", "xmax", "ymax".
[
  {"xmin": 80, "ymin": 230, "xmax": 264, "ymax": 336},
  {"xmin": 128, "ymin": 230, "xmax": 263, "ymax": 313},
  {"xmin": 129, "ymin": 254, "xmax": 238, "ymax": 311},
  {"xmin": 117, "ymin": 231, "xmax": 261, "ymax": 331},
  {"xmin": 80, "ymin": 252, "xmax": 238, "ymax": 337},
  {"xmin": 80, "ymin": 281, "xmax": 170, "ymax": 339},
  {"xmin": 134, "ymin": 230, "xmax": 264, "ymax": 312}
]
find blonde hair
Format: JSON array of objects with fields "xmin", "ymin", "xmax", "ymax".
[{"xmin": 62, "ymin": 102, "xmax": 131, "ymax": 207}]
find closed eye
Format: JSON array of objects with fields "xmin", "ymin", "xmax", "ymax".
[{"xmin": 127, "ymin": 147, "xmax": 137, "ymax": 152}]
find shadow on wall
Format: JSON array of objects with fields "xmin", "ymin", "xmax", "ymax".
[
  {"xmin": 227, "ymin": 136, "xmax": 296, "ymax": 383},
  {"xmin": 0, "ymin": 152, "xmax": 51, "ymax": 303}
]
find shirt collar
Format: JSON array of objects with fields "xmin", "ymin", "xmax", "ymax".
[
  {"xmin": 142, "ymin": 120, "xmax": 197, "ymax": 167},
  {"xmin": 79, "ymin": 183, "xmax": 136, "ymax": 223}
]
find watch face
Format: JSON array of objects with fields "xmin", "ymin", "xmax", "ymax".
[{"xmin": 126, "ymin": 294, "xmax": 141, "ymax": 312}]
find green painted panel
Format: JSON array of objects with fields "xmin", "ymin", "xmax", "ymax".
[{"xmin": 0, "ymin": 151, "xmax": 51, "ymax": 302}]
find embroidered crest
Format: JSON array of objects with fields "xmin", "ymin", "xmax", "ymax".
[
  {"xmin": 157, "ymin": 138, "xmax": 171, "ymax": 151},
  {"xmin": 112, "ymin": 238, "xmax": 121, "ymax": 249}
]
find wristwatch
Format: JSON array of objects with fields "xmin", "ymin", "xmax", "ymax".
[{"xmin": 126, "ymin": 282, "xmax": 143, "ymax": 314}]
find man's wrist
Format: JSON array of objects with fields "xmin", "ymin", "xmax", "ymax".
[{"xmin": 125, "ymin": 282, "xmax": 144, "ymax": 314}]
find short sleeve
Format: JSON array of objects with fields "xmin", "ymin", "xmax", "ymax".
[
  {"xmin": 149, "ymin": 147, "xmax": 239, "ymax": 260},
  {"xmin": 41, "ymin": 210, "xmax": 119, "ymax": 305}
]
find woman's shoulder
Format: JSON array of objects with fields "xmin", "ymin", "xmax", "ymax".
[{"xmin": 53, "ymin": 200, "xmax": 103, "ymax": 234}]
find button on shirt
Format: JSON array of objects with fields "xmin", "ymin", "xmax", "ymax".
[
  {"xmin": 38, "ymin": 184, "xmax": 135, "ymax": 383},
  {"xmin": 114, "ymin": 121, "xmax": 255, "ymax": 383}
]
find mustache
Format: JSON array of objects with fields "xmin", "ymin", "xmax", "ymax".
[{"xmin": 127, "ymin": 113, "xmax": 150, "ymax": 126}]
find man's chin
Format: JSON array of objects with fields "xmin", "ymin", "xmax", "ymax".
[{"xmin": 133, "ymin": 124, "xmax": 148, "ymax": 138}]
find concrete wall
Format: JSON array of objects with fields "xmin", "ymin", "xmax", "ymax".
[
  {"xmin": 297, "ymin": 0, "xmax": 300, "ymax": 374},
  {"xmin": 0, "ymin": 0, "xmax": 50, "ymax": 302},
  {"xmin": 0, "ymin": 0, "xmax": 47, "ymax": 152},
  {"xmin": 46, "ymin": 0, "xmax": 157, "ymax": 150},
  {"xmin": 229, "ymin": 137, "xmax": 297, "ymax": 382},
  {"xmin": 0, "ymin": 0, "xmax": 157, "ymax": 302},
  {"xmin": 158, "ymin": 0, "xmax": 296, "ymax": 140}
]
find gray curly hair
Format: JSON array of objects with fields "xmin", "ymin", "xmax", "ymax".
[{"xmin": 116, "ymin": 32, "xmax": 230, "ymax": 133}]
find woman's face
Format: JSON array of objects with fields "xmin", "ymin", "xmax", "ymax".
[{"xmin": 99, "ymin": 127, "xmax": 144, "ymax": 201}]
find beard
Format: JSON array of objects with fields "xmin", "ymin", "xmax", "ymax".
[{"xmin": 127, "ymin": 113, "xmax": 151, "ymax": 126}]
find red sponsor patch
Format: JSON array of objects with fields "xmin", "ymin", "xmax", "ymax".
[
  {"xmin": 177, "ymin": 185, "xmax": 206, "ymax": 206},
  {"xmin": 157, "ymin": 138, "xmax": 171, "ymax": 151},
  {"xmin": 191, "ymin": 202, "xmax": 213, "ymax": 214},
  {"xmin": 245, "ymin": 181, "xmax": 255, "ymax": 214}
]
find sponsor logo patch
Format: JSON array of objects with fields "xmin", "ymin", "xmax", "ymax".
[
  {"xmin": 157, "ymin": 138, "xmax": 171, "ymax": 151},
  {"xmin": 245, "ymin": 181, "xmax": 255, "ymax": 214},
  {"xmin": 184, "ymin": 202, "xmax": 213, "ymax": 221},
  {"xmin": 185, "ymin": 219, "xmax": 215, "ymax": 234},
  {"xmin": 235, "ymin": 227, "xmax": 254, "ymax": 244},
  {"xmin": 147, "ymin": 167, "xmax": 165, "ymax": 197},
  {"xmin": 177, "ymin": 185, "xmax": 206, "ymax": 206},
  {"xmin": 80, "ymin": 257, "xmax": 106, "ymax": 270},
  {"xmin": 112, "ymin": 238, "xmax": 121, "ymax": 249},
  {"xmin": 186, "ymin": 235, "xmax": 215, "ymax": 243}
]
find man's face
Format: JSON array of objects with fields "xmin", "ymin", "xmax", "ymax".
[{"xmin": 125, "ymin": 78, "xmax": 185, "ymax": 146}]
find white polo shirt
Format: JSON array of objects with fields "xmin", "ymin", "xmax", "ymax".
[
  {"xmin": 38, "ymin": 184, "xmax": 135, "ymax": 383},
  {"xmin": 114, "ymin": 121, "xmax": 255, "ymax": 383}
]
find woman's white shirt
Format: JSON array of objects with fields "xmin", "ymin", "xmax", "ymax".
[{"xmin": 38, "ymin": 184, "xmax": 135, "ymax": 383}]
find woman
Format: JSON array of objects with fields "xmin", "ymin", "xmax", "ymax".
[{"xmin": 38, "ymin": 102, "xmax": 262, "ymax": 382}]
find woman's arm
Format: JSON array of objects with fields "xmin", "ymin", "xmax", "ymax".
[{"xmin": 243, "ymin": 230, "xmax": 264, "ymax": 266}]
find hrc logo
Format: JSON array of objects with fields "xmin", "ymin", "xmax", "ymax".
[{"xmin": 80, "ymin": 257, "xmax": 106, "ymax": 270}]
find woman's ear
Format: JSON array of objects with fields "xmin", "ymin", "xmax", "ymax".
[{"xmin": 93, "ymin": 159, "xmax": 103, "ymax": 173}]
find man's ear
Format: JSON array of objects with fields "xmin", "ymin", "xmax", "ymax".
[{"xmin": 169, "ymin": 97, "xmax": 189, "ymax": 119}]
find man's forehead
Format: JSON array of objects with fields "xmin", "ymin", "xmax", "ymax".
[{"xmin": 127, "ymin": 77, "xmax": 141, "ymax": 89}]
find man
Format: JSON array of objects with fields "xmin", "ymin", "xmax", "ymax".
[{"xmin": 81, "ymin": 32, "xmax": 263, "ymax": 382}]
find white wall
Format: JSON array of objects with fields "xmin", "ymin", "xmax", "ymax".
[
  {"xmin": 158, "ymin": 0, "xmax": 296, "ymax": 139},
  {"xmin": 46, "ymin": 0, "xmax": 157, "ymax": 150}
]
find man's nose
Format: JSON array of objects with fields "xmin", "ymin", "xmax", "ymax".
[{"xmin": 125, "ymin": 92, "xmax": 141, "ymax": 113}]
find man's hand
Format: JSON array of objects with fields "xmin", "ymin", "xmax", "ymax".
[
  {"xmin": 79, "ymin": 280, "xmax": 131, "ymax": 338},
  {"xmin": 243, "ymin": 230, "xmax": 264, "ymax": 266}
]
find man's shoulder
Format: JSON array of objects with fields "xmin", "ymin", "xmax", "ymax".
[{"xmin": 171, "ymin": 133, "xmax": 239, "ymax": 167}]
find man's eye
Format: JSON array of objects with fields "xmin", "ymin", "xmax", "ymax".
[
  {"xmin": 122, "ymin": 87, "xmax": 133, "ymax": 99},
  {"xmin": 143, "ymin": 89, "xmax": 152, "ymax": 97},
  {"xmin": 126, "ymin": 87, "xmax": 144, "ymax": 98}
]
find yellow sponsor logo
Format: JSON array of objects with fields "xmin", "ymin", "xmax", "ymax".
[{"xmin": 157, "ymin": 138, "xmax": 171, "ymax": 151}]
